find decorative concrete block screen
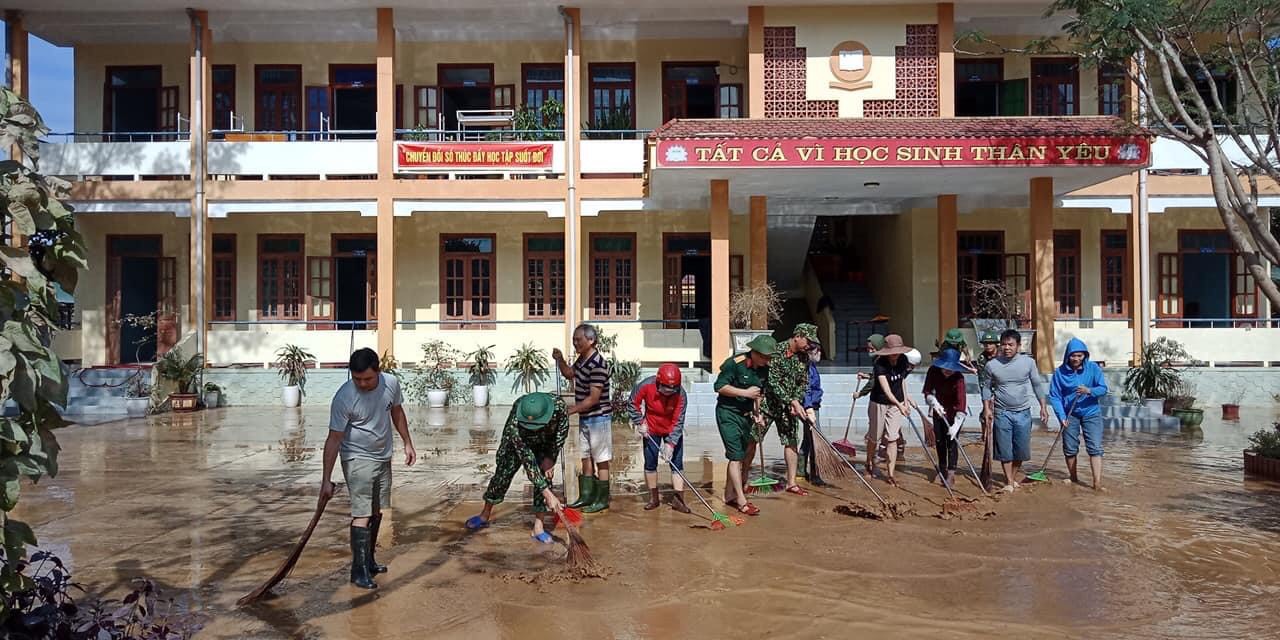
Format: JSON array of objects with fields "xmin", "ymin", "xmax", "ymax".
[
  {"xmin": 763, "ymin": 26, "xmax": 840, "ymax": 118},
  {"xmin": 863, "ymin": 24, "xmax": 940, "ymax": 118}
]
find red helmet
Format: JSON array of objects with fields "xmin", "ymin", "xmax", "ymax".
[{"xmin": 657, "ymin": 363, "xmax": 681, "ymax": 388}]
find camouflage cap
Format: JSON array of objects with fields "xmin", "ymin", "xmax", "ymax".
[{"xmin": 794, "ymin": 323, "xmax": 818, "ymax": 340}]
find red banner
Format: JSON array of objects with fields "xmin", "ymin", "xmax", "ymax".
[
  {"xmin": 654, "ymin": 136, "xmax": 1149, "ymax": 169},
  {"xmin": 395, "ymin": 141, "xmax": 554, "ymax": 171}
]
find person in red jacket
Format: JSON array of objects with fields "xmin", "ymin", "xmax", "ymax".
[{"xmin": 628, "ymin": 363, "xmax": 692, "ymax": 513}]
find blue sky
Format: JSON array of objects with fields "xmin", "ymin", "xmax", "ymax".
[{"xmin": 4, "ymin": 23, "xmax": 74, "ymax": 133}]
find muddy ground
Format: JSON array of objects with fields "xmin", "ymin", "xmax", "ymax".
[{"xmin": 15, "ymin": 406, "xmax": 1280, "ymax": 639}]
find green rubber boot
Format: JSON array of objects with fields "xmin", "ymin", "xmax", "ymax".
[
  {"xmin": 583, "ymin": 477, "xmax": 610, "ymax": 514},
  {"xmin": 567, "ymin": 474, "xmax": 596, "ymax": 509}
]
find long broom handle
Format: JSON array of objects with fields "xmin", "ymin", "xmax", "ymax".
[
  {"xmin": 811, "ymin": 415, "xmax": 890, "ymax": 508},
  {"xmin": 905, "ymin": 409, "xmax": 955, "ymax": 499},
  {"xmin": 643, "ymin": 432, "xmax": 720, "ymax": 518},
  {"xmin": 919, "ymin": 404, "xmax": 989, "ymax": 497},
  {"xmin": 842, "ymin": 394, "xmax": 858, "ymax": 441},
  {"xmin": 1033, "ymin": 395, "xmax": 1078, "ymax": 475}
]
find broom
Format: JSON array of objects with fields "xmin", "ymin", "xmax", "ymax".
[
  {"xmin": 644, "ymin": 433, "xmax": 741, "ymax": 529},
  {"xmin": 832, "ymin": 395, "xmax": 859, "ymax": 456},
  {"xmin": 560, "ymin": 515, "xmax": 603, "ymax": 575},
  {"xmin": 237, "ymin": 489, "xmax": 333, "ymax": 606},
  {"xmin": 1026, "ymin": 396, "xmax": 1078, "ymax": 482},
  {"xmin": 803, "ymin": 415, "xmax": 851, "ymax": 481},
  {"xmin": 914, "ymin": 404, "xmax": 989, "ymax": 497},
  {"xmin": 745, "ymin": 400, "xmax": 779, "ymax": 494},
  {"xmin": 811, "ymin": 423, "xmax": 897, "ymax": 518}
]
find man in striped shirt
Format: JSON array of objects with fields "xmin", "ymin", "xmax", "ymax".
[{"xmin": 554, "ymin": 323, "xmax": 613, "ymax": 514}]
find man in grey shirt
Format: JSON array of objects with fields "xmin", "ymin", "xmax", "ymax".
[
  {"xmin": 321, "ymin": 348, "xmax": 417, "ymax": 590},
  {"xmin": 981, "ymin": 330, "xmax": 1049, "ymax": 492}
]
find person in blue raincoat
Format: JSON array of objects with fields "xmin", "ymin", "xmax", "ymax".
[{"xmin": 1048, "ymin": 337, "xmax": 1109, "ymax": 491}]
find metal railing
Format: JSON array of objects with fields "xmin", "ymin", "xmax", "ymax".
[
  {"xmin": 394, "ymin": 128, "xmax": 566, "ymax": 142},
  {"xmin": 1148, "ymin": 317, "xmax": 1276, "ymax": 329},
  {"xmin": 43, "ymin": 131, "xmax": 191, "ymax": 143},
  {"xmin": 208, "ymin": 129, "xmax": 376, "ymax": 141}
]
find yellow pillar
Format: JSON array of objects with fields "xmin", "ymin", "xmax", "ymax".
[
  {"xmin": 937, "ymin": 194, "xmax": 958, "ymax": 336},
  {"xmin": 711, "ymin": 180, "xmax": 731, "ymax": 364},
  {"xmin": 748, "ymin": 195, "xmax": 768, "ymax": 329},
  {"xmin": 375, "ymin": 7, "xmax": 396, "ymax": 356},
  {"xmin": 747, "ymin": 6, "xmax": 764, "ymax": 118},
  {"xmin": 5, "ymin": 11, "xmax": 27, "ymax": 99},
  {"xmin": 936, "ymin": 3, "xmax": 954, "ymax": 118},
  {"xmin": 1030, "ymin": 177, "xmax": 1055, "ymax": 372},
  {"xmin": 1128, "ymin": 188, "xmax": 1143, "ymax": 364},
  {"xmin": 188, "ymin": 10, "xmax": 212, "ymax": 355},
  {"xmin": 563, "ymin": 7, "xmax": 583, "ymax": 348}
]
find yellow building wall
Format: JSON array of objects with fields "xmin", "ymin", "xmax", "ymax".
[
  {"xmin": 955, "ymin": 35, "xmax": 1103, "ymax": 116},
  {"xmin": 765, "ymin": 5, "xmax": 938, "ymax": 117},
  {"xmin": 73, "ymin": 45, "xmax": 191, "ymax": 132}
]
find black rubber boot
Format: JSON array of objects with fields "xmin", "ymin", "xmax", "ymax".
[
  {"xmin": 669, "ymin": 491, "xmax": 692, "ymax": 514},
  {"xmin": 367, "ymin": 514, "xmax": 387, "ymax": 574},
  {"xmin": 644, "ymin": 487, "xmax": 661, "ymax": 510},
  {"xmin": 349, "ymin": 526, "xmax": 377, "ymax": 589},
  {"xmin": 567, "ymin": 475, "xmax": 596, "ymax": 509}
]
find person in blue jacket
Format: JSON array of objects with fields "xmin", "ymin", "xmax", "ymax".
[
  {"xmin": 799, "ymin": 339, "xmax": 826, "ymax": 486},
  {"xmin": 1048, "ymin": 337, "xmax": 1108, "ymax": 491}
]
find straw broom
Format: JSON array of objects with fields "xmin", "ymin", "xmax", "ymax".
[
  {"xmin": 561, "ymin": 516, "xmax": 603, "ymax": 576},
  {"xmin": 804, "ymin": 415, "xmax": 851, "ymax": 481},
  {"xmin": 237, "ymin": 491, "xmax": 332, "ymax": 606}
]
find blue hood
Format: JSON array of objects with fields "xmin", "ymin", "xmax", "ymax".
[{"xmin": 1059, "ymin": 337, "xmax": 1090, "ymax": 372}]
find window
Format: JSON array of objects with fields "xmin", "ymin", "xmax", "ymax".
[
  {"xmin": 440, "ymin": 66, "xmax": 493, "ymax": 86},
  {"xmin": 1098, "ymin": 62, "xmax": 1127, "ymax": 117},
  {"xmin": 662, "ymin": 234, "xmax": 712, "ymax": 326},
  {"xmin": 414, "ymin": 85, "xmax": 440, "ymax": 129},
  {"xmin": 957, "ymin": 231, "xmax": 1005, "ymax": 319},
  {"xmin": 662, "ymin": 62, "xmax": 719, "ymax": 120},
  {"xmin": 437, "ymin": 64, "xmax": 497, "ymax": 130},
  {"xmin": 590, "ymin": 234, "xmax": 636, "ymax": 319},
  {"xmin": 255, "ymin": 65, "xmax": 302, "ymax": 131},
  {"xmin": 1031, "ymin": 58, "xmax": 1078, "ymax": 116},
  {"xmin": 102, "ymin": 66, "xmax": 176, "ymax": 139},
  {"xmin": 258, "ymin": 235, "xmax": 303, "ymax": 320},
  {"xmin": 955, "ymin": 59, "xmax": 1003, "ymax": 117},
  {"xmin": 524, "ymin": 234, "xmax": 565, "ymax": 320},
  {"xmin": 212, "ymin": 234, "xmax": 236, "ymax": 321},
  {"xmin": 1187, "ymin": 62, "xmax": 1239, "ymax": 122},
  {"xmin": 588, "ymin": 63, "xmax": 636, "ymax": 131},
  {"xmin": 719, "ymin": 84, "xmax": 743, "ymax": 118},
  {"xmin": 212, "ymin": 65, "xmax": 236, "ymax": 131},
  {"xmin": 1053, "ymin": 230, "xmax": 1081, "ymax": 318},
  {"xmin": 441, "ymin": 235, "xmax": 495, "ymax": 328},
  {"xmin": 730, "ymin": 255, "xmax": 744, "ymax": 292},
  {"xmin": 522, "ymin": 64, "xmax": 565, "ymax": 126},
  {"xmin": 1100, "ymin": 230, "xmax": 1129, "ymax": 318}
]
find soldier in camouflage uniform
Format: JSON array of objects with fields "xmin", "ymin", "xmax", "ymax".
[
  {"xmin": 465, "ymin": 392, "xmax": 570, "ymax": 543},
  {"xmin": 748, "ymin": 323, "xmax": 815, "ymax": 496},
  {"xmin": 975, "ymin": 331, "xmax": 1001, "ymax": 489}
]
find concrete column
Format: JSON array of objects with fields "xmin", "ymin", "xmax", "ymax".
[
  {"xmin": 748, "ymin": 6, "xmax": 764, "ymax": 118},
  {"xmin": 375, "ymin": 7, "xmax": 396, "ymax": 356},
  {"xmin": 711, "ymin": 180, "xmax": 731, "ymax": 364},
  {"xmin": 936, "ymin": 3, "xmax": 954, "ymax": 118},
  {"xmin": 1128, "ymin": 189, "xmax": 1143, "ymax": 364},
  {"xmin": 4, "ymin": 11, "xmax": 28, "ymax": 99},
  {"xmin": 1030, "ymin": 177, "xmax": 1055, "ymax": 372},
  {"xmin": 937, "ymin": 194, "xmax": 958, "ymax": 336},
  {"xmin": 562, "ymin": 7, "xmax": 583, "ymax": 348},
  {"xmin": 188, "ymin": 10, "xmax": 212, "ymax": 357},
  {"xmin": 749, "ymin": 195, "xmax": 768, "ymax": 328}
]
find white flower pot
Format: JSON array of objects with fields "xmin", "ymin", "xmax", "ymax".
[
  {"xmin": 125, "ymin": 397, "xmax": 149, "ymax": 418},
  {"xmin": 473, "ymin": 385, "xmax": 489, "ymax": 407},
  {"xmin": 427, "ymin": 389, "xmax": 448, "ymax": 408},
  {"xmin": 1143, "ymin": 398, "xmax": 1165, "ymax": 416},
  {"xmin": 204, "ymin": 391, "xmax": 220, "ymax": 408},
  {"xmin": 282, "ymin": 385, "xmax": 302, "ymax": 408}
]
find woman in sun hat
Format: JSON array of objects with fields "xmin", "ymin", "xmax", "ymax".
[
  {"xmin": 866, "ymin": 334, "xmax": 915, "ymax": 486},
  {"xmin": 923, "ymin": 348, "xmax": 969, "ymax": 487}
]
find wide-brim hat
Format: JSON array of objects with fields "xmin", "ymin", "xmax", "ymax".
[
  {"xmin": 746, "ymin": 335, "xmax": 777, "ymax": 355},
  {"xmin": 873, "ymin": 333, "xmax": 912, "ymax": 356},
  {"xmin": 931, "ymin": 348, "xmax": 969, "ymax": 374},
  {"xmin": 514, "ymin": 392, "xmax": 555, "ymax": 430}
]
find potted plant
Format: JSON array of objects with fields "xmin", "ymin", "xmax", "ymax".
[
  {"xmin": 275, "ymin": 344, "xmax": 315, "ymax": 408},
  {"xmin": 729, "ymin": 282, "xmax": 783, "ymax": 353},
  {"xmin": 506, "ymin": 342, "xmax": 550, "ymax": 394},
  {"xmin": 203, "ymin": 382, "xmax": 223, "ymax": 408},
  {"xmin": 466, "ymin": 344, "xmax": 497, "ymax": 407},
  {"xmin": 155, "ymin": 348, "xmax": 204, "ymax": 412},
  {"xmin": 124, "ymin": 374, "xmax": 151, "ymax": 418},
  {"xmin": 609, "ymin": 359, "xmax": 643, "ymax": 419},
  {"xmin": 1221, "ymin": 386, "xmax": 1245, "ymax": 421},
  {"xmin": 1122, "ymin": 337, "xmax": 1190, "ymax": 416},
  {"xmin": 1243, "ymin": 423, "xmax": 1280, "ymax": 479},
  {"xmin": 412, "ymin": 340, "xmax": 460, "ymax": 407},
  {"xmin": 967, "ymin": 279, "xmax": 1032, "ymax": 351}
]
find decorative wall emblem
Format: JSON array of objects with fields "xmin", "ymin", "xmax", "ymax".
[{"xmin": 829, "ymin": 40, "xmax": 872, "ymax": 91}]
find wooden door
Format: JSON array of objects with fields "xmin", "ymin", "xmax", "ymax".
[
  {"xmin": 158, "ymin": 86, "xmax": 179, "ymax": 137},
  {"xmin": 663, "ymin": 254, "xmax": 681, "ymax": 328},
  {"xmin": 307, "ymin": 257, "xmax": 334, "ymax": 331},
  {"xmin": 155, "ymin": 257, "xmax": 178, "ymax": 357},
  {"xmin": 1003, "ymin": 253, "xmax": 1031, "ymax": 324},
  {"xmin": 1156, "ymin": 253, "xmax": 1181, "ymax": 327},
  {"xmin": 1230, "ymin": 253, "xmax": 1258, "ymax": 324},
  {"xmin": 662, "ymin": 80, "xmax": 687, "ymax": 121},
  {"xmin": 106, "ymin": 257, "xmax": 122, "ymax": 365},
  {"xmin": 366, "ymin": 253, "xmax": 378, "ymax": 328}
]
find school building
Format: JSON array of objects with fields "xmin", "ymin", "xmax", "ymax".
[{"xmin": 5, "ymin": 0, "xmax": 1278, "ymax": 375}]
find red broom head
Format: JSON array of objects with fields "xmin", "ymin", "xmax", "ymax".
[
  {"xmin": 710, "ymin": 519, "xmax": 726, "ymax": 531},
  {"xmin": 560, "ymin": 507, "xmax": 584, "ymax": 526}
]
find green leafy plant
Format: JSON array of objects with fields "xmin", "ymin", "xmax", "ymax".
[
  {"xmin": 466, "ymin": 344, "xmax": 497, "ymax": 387},
  {"xmin": 274, "ymin": 345, "xmax": 315, "ymax": 396},
  {"xmin": 410, "ymin": 340, "xmax": 461, "ymax": 404},
  {"xmin": 1164, "ymin": 378, "xmax": 1197, "ymax": 411},
  {"xmin": 1247, "ymin": 424, "xmax": 1280, "ymax": 460},
  {"xmin": 124, "ymin": 375, "xmax": 151, "ymax": 400},
  {"xmin": 583, "ymin": 102, "xmax": 633, "ymax": 139},
  {"xmin": 202, "ymin": 381, "xmax": 222, "ymax": 394},
  {"xmin": 1123, "ymin": 338, "xmax": 1191, "ymax": 400},
  {"xmin": 512, "ymin": 98, "xmax": 564, "ymax": 140},
  {"xmin": 154, "ymin": 348, "xmax": 204, "ymax": 394},
  {"xmin": 609, "ymin": 359, "xmax": 642, "ymax": 418},
  {"xmin": 0, "ymin": 86, "xmax": 90, "ymax": 621},
  {"xmin": 506, "ymin": 342, "xmax": 550, "ymax": 394}
]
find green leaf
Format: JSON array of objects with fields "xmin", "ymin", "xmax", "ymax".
[
  {"xmin": 10, "ymin": 359, "xmax": 36, "ymax": 411},
  {"xmin": 33, "ymin": 354, "xmax": 67, "ymax": 407},
  {"xmin": 2, "ymin": 517, "xmax": 36, "ymax": 547},
  {"xmin": 0, "ymin": 338, "xmax": 14, "ymax": 376},
  {"xmin": 3, "ymin": 321, "xmax": 43, "ymax": 355},
  {"xmin": 13, "ymin": 454, "xmax": 44, "ymax": 477},
  {"xmin": 0, "ymin": 246, "xmax": 40, "ymax": 279},
  {"xmin": 37, "ymin": 427, "xmax": 60, "ymax": 478},
  {"xmin": 0, "ymin": 419, "xmax": 29, "ymax": 445},
  {"xmin": 0, "ymin": 477, "xmax": 18, "ymax": 512}
]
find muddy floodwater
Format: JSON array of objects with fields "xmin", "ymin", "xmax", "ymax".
[{"xmin": 15, "ymin": 405, "xmax": 1280, "ymax": 639}]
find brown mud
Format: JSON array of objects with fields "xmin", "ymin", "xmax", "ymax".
[{"xmin": 13, "ymin": 406, "xmax": 1280, "ymax": 639}]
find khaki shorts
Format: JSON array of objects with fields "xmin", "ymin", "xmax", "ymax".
[
  {"xmin": 578, "ymin": 415, "xmax": 614, "ymax": 463},
  {"xmin": 866, "ymin": 401, "xmax": 906, "ymax": 446},
  {"xmin": 341, "ymin": 457, "xmax": 392, "ymax": 518}
]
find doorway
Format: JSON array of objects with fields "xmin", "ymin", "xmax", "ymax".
[
  {"xmin": 1182, "ymin": 253, "xmax": 1229, "ymax": 326},
  {"xmin": 438, "ymin": 64, "xmax": 496, "ymax": 130},
  {"xmin": 102, "ymin": 66, "xmax": 177, "ymax": 141},
  {"xmin": 330, "ymin": 65, "xmax": 377, "ymax": 137},
  {"xmin": 663, "ymin": 234, "xmax": 713, "ymax": 328},
  {"xmin": 331, "ymin": 235, "xmax": 377, "ymax": 330},
  {"xmin": 107, "ymin": 235, "xmax": 175, "ymax": 364},
  {"xmin": 662, "ymin": 62, "xmax": 719, "ymax": 121}
]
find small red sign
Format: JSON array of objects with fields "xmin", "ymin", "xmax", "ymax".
[
  {"xmin": 654, "ymin": 136, "xmax": 1150, "ymax": 169},
  {"xmin": 395, "ymin": 141, "xmax": 554, "ymax": 171}
]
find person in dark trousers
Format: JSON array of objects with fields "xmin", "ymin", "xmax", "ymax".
[
  {"xmin": 923, "ymin": 348, "xmax": 969, "ymax": 487},
  {"xmin": 800, "ymin": 338, "xmax": 826, "ymax": 486},
  {"xmin": 1048, "ymin": 337, "xmax": 1109, "ymax": 491},
  {"xmin": 321, "ymin": 348, "xmax": 417, "ymax": 590},
  {"xmin": 629, "ymin": 363, "xmax": 692, "ymax": 513}
]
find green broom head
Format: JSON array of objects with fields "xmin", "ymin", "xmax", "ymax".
[
  {"xmin": 710, "ymin": 512, "xmax": 731, "ymax": 530},
  {"xmin": 746, "ymin": 476, "xmax": 778, "ymax": 494},
  {"xmin": 1026, "ymin": 470, "xmax": 1048, "ymax": 482}
]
